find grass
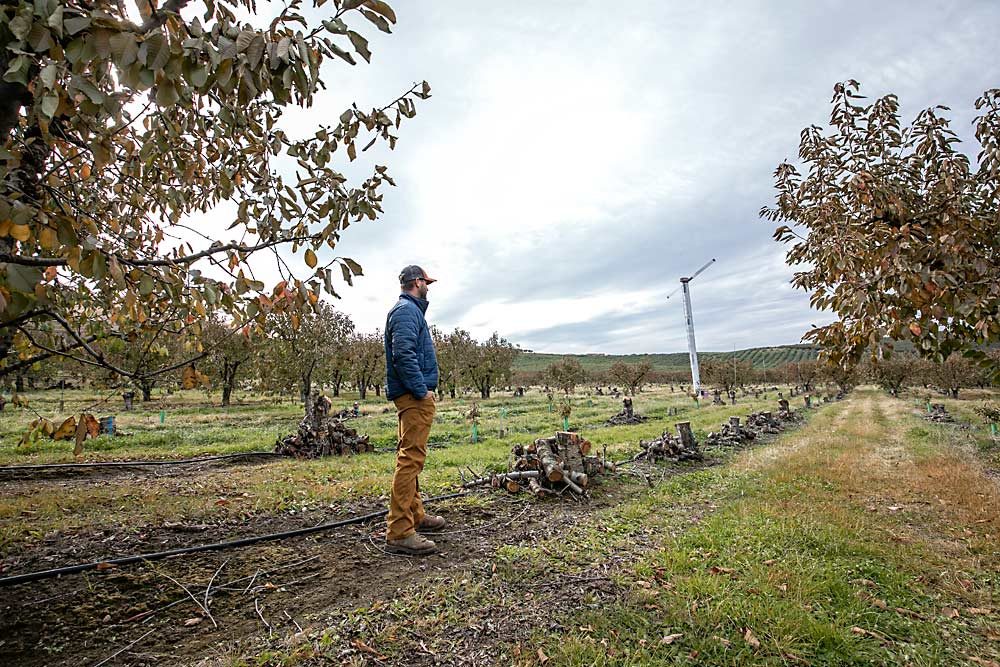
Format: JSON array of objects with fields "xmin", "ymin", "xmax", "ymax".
[
  {"xmin": 4, "ymin": 386, "xmax": 999, "ymax": 666},
  {"xmin": 0, "ymin": 384, "xmax": 800, "ymax": 555},
  {"xmin": 217, "ymin": 389, "xmax": 1000, "ymax": 666}
]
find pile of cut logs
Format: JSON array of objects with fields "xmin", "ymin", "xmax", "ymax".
[
  {"xmin": 745, "ymin": 410, "xmax": 784, "ymax": 434},
  {"xmin": 465, "ymin": 431, "xmax": 613, "ymax": 497},
  {"xmin": 704, "ymin": 415, "xmax": 758, "ymax": 447},
  {"xmin": 275, "ymin": 392, "xmax": 373, "ymax": 458},
  {"xmin": 633, "ymin": 422, "xmax": 702, "ymax": 462},
  {"xmin": 924, "ymin": 404, "xmax": 954, "ymax": 423}
]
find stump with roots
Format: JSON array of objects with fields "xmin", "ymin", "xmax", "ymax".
[{"xmin": 275, "ymin": 391, "xmax": 373, "ymax": 458}]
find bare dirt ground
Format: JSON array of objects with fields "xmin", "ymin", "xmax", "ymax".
[{"xmin": 0, "ymin": 459, "xmax": 706, "ymax": 667}]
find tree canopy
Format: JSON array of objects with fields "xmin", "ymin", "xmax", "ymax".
[
  {"xmin": 762, "ymin": 81, "xmax": 1000, "ymax": 372},
  {"xmin": 1, "ymin": 0, "xmax": 428, "ymax": 384}
]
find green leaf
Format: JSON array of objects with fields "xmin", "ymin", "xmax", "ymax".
[
  {"xmin": 40, "ymin": 93, "xmax": 59, "ymax": 119},
  {"xmin": 6, "ymin": 264, "xmax": 43, "ymax": 293},
  {"xmin": 139, "ymin": 274, "xmax": 154, "ymax": 296},
  {"xmin": 63, "ymin": 15, "xmax": 90, "ymax": 35},
  {"xmin": 9, "ymin": 14, "xmax": 32, "ymax": 41}
]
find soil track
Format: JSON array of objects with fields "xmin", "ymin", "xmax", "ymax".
[{"xmin": 0, "ymin": 466, "xmax": 679, "ymax": 666}]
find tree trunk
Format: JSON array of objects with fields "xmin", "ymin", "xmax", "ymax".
[
  {"xmin": 332, "ymin": 371, "xmax": 342, "ymax": 397},
  {"xmin": 358, "ymin": 377, "xmax": 367, "ymax": 400},
  {"xmin": 374, "ymin": 383, "xmax": 381, "ymax": 397},
  {"xmin": 221, "ymin": 360, "xmax": 240, "ymax": 407},
  {"xmin": 15, "ymin": 374, "xmax": 24, "ymax": 393},
  {"xmin": 950, "ymin": 388, "xmax": 959, "ymax": 399},
  {"xmin": 299, "ymin": 370, "xmax": 313, "ymax": 406},
  {"xmin": 449, "ymin": 385, "xmax": 456, "ymax": 399},
  {"xmin": 139, "ymin": 379, "xmax": 154, "ymax": 402}
]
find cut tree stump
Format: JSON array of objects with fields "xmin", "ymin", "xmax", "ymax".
[
  {"xmin": 275, "ymin": 391, "xmax": 372, "ymax": 458},
  {"xmin": 468, "ymin": 431, "xmax": 612, "ymax": 497}
]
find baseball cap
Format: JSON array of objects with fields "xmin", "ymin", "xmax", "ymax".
[{"xmin": 399, "ymin": 265, "xmax": 436, "ymax": 284}]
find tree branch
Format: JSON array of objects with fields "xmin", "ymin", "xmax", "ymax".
[{"xmin": 0, "ymin": 236, "xmax": 316, "ymax": 269}]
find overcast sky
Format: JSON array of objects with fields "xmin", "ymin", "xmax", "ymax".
[{"xmin": 196, "ymin": 0, "xmax": 1000, "ymax": 354}]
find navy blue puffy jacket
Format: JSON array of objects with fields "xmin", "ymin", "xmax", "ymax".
[{"xmin": 385, "ymin": 293, "xmax": 438, "ymax": 400}]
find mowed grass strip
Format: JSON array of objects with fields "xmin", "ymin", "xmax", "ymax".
[{"xmin": 518, "ymin": 391, "xmax": 1000, "ymax": 666}]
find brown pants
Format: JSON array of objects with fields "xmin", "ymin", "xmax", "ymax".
[{"xmin": 386, "ymin": 392, "xmax": 436, "ymax": 541}]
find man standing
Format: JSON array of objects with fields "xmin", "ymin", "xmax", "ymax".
[{"xmin": 384, "ymin": 265, "xmax": 446, "ymax": 555}]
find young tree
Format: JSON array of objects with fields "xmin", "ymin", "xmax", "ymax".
[
  {"xmin": 0, "ymin": 0, "xmax": 429, "ymax": 385},
  {"xmin": 261, "ymin": 302, "xmax": 349, "ymax": 404},
  {"xmin": 432, "ymin": 326, "xmax": 473, "ymax": 399},
  {"xmin": 818, "ymin": 360, "xmax": 857, "ymax": 393},
  {"xmin": 699, "ymin": 358, "xmax": 753, "ymax": 394},
  {"xmin": 202, "ymin": 315, "xmax": 253, "ymax": 407},
  {"xmin": 544, "ymin": 357, "xmax": 587, "ymax": 395},
  {"xmin": 932, "ymin": 353, "xmax": 978, "ymax": 399},
  {"xmin": 866, "ymin": 354, "xmax": 916, "ymax": 395},
  {"xmin": 608, "ymin": 361, "xmax": 652, "ymax": 396},
  {"xmin": 762, "ymin": 81, "xmax": 1000, "ymax": 372},
  {"xmin": 349, "ymin": 330, "xmax": 383, "ymax": 400},
  {"xmin": 464, "ymin": 332, "xmax": 518, "ymax": 399}
]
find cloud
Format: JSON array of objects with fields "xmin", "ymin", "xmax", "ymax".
[{"xmin": 188, "ymin": 0, "xmax": 1000, "ymax": 353}]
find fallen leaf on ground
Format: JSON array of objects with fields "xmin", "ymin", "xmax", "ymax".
[
  {"xmin": 661, "ymin": 633, "xmax": 683, "ymax": 645},
  {"xmin": 744, "ymin": 628, "xmax": 760, "ymax": 649},
  {"xmin": 968, "ymin": 657, "xmax": 1000, "ymax": 667},
  {"xmin": 966, "ymin": 608, "xmax": 992, "ymax": 615},
  {"xmin": 713, "ymin": 635, "xmax": 731, "ymax": 647},
  {"xmin": 872, "ymin": 599, "xmax": 888, "ymax": 610},
  {"xmin": 537, "ymin": 648, "xmax": 549, "ymax": 663},
  {"xmin": 887, "ymin": 505, "xmax": 902, "ymax": 511},
  {"xmin": 851, "ymin": 578, "xmax": 878, "ymax": 589},
  {"xmin": 183, "ymin": 617, "xmax": 202, "ymax": 626},
  {"xmin": 894, "ymin": 607, "xmax": 925, "ymax": 620},
  {"xmin": 941, "ymin": 607, "xmax": 960, "ymax": 619}
]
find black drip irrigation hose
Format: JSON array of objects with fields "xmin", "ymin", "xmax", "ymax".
[
  {"xmin": 0, "ymin": 491, "xmax": 467, "ymax": 588},
  {"xmin": 0, "ymin": 451, "xmax": 281, "ymax": 473}
]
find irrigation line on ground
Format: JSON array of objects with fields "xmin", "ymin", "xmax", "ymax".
[
  {"xmin": 0, "ymin": 491, "xmax": 467, "ymax": 587},
  {"xmin": 0, "ymin": 451, "xmax": 280, "ymax": 473}
]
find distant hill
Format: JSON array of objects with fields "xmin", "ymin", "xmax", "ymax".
[{"xmin": 513, "ymin": 344, "xmax": 821, "ymax": 372}]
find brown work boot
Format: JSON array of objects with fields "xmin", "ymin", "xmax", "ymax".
[
  {"xmin": 418, "ymin": 514, "xmax": 447, "ymax": 532},
  {"xmin": 385, "ymin": 532, "xmax": 437, "ymax": 555}
]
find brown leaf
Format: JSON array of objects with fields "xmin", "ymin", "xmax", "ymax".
[
  {"xmin": 941, "ymin": 607, "xmax": 960, "ymax": 619},
  {"xmin": 53, "ymin": 416, "xmax": 76, "ymax": 441},
  {"xmin": 966, "ymin": 608, "xmax": 992, "ymax": 615},
  {"xmin": 536, "ymin": 648, "xmax": 549, "ymax": 663},
  {"xmin": 872, "ymin": 598, "xmax": 888, "ymax": 610},
  {"xmin": 183, "ymin": 617, "xmax": 203, "ymax": 626},
  {"xmin": 712, "ymin": 635, "xmax": 731, "ymax": 647},
  {"xmin": 660, "ymin": 633, "xmax": 683, "ymax": 645},
  {"xmin": 83, "ymin": 413, "xmax": 99, "ymax": 438},
  {"xmin": 744, "ymin": 628, "xmax": 760, "ymax": 649},
  {"xmin": 968, "ymin": 657, "xmax": 1000, "ymax": 667}
]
